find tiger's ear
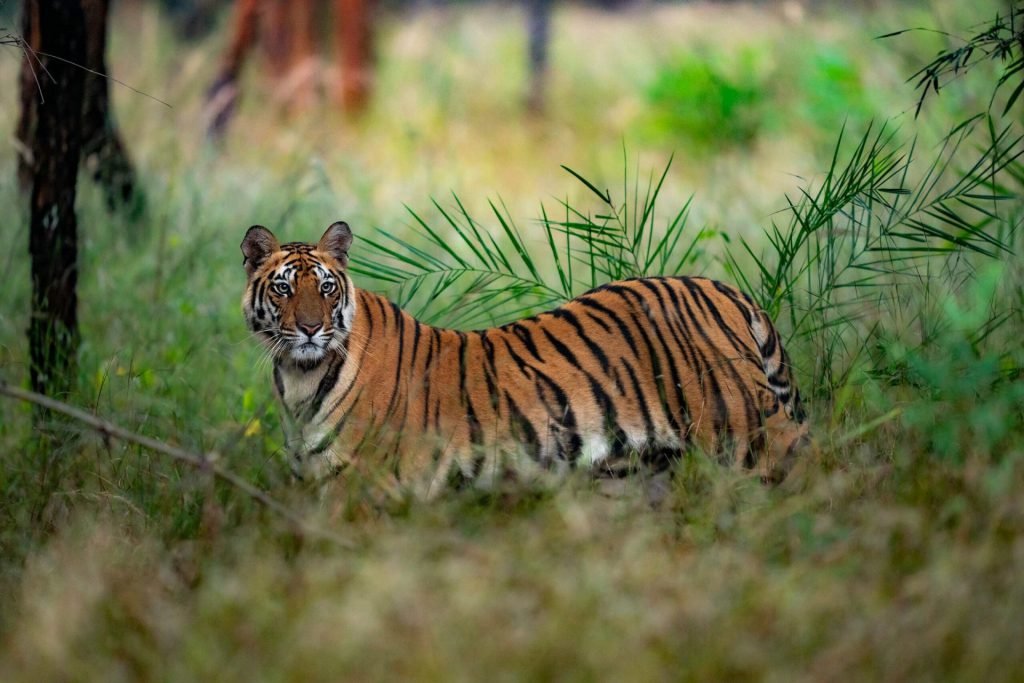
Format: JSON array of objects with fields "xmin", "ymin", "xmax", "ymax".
[
  {"xmin": 318, "ymin": 221, "xmax": 353, "ymax": 267},
  {"xmin": 241, "ymin": 225, "xmax": 280, "ymax": 277}
]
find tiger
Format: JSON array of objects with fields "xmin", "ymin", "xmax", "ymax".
[{"xmin": 241, "ymin": 221, "xmax": 809, "ymax": 498}]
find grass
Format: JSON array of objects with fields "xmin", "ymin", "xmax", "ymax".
[{"xmin": 2, "ymin": 0, "xmax": 1024, "ymax": 680}]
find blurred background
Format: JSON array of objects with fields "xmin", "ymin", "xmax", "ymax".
[{"xmin": 0, "ymin": 0, "xmax": 992, "ymax": 233}]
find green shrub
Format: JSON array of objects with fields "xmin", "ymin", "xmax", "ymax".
[
  {"xmin": 644, "ymin": 40, "xmax": 877, "ymax": 148},
  {"xmin": 644, "ymin": 47, "xmax": 769, "ymax": 146},
  {"xmin": 883, "ymin": 264, "xmax": 1024, "ymax": 464}
]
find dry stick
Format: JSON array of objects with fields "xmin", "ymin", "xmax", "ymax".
[{"xmin": 0, "ymin": 380, "xmax": 353, "ymax": 548}]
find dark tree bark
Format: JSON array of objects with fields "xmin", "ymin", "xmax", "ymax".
[
  {"xmin": 80, "ymin": 0, "xmax": 141, "ymax": 212},
  {"xmin": 24, "ymin": 0, "xmax": 87, "ymax": 399},
  {"xmin": 16, "ymin": 0, "xmax": 140, "ymax": 213}
]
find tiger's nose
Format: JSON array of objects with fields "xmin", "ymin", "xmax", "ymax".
[{"xmin": 298, "ymin": 322, "xmax": 322, "ymax": 337}]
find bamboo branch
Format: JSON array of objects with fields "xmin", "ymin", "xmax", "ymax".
[{"xmin": 0, "ymin": 380, "xmax": 353, "ymax": 548}]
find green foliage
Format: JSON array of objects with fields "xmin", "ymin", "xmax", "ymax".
[
  {"xmin": 644, "ymin": 47, "xmax": 768, "ymax": 146},
  {"xmin": 882, "ymin": 264, "xmax": 1024, "ymax": 463},
  {"xmin": 723, "ymin": 116, "xmax": 1023, "ymax": 395},
  {"xmin": 892, "ymin": 2, "xmax": 1024, "ymax": 116},
  {"xmin": 643, "ymin": 40, "xmax": 878, "ymax": 148}
]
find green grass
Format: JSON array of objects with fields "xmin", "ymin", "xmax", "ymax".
[{"xmin": 2, "ymin": 0, "xmax": 1024, "ymax": 680}]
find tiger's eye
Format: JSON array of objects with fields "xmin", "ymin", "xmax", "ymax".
[
  {"xmin": 320, "ymin": 281, "xmax": 337, "ymax": 296},
  {"xmin": 273, "ymin": 282, "xmax": 291, "ymax": 296}
]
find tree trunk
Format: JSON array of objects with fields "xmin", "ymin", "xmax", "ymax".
[
  {"xmin": 205, "ymin": 0, "xmax": 261, "ymax": 139},
  {"xmin": 261, "ymin": 0, "xmax": 293, "ymax": 80},
  {"xmin": 17, "ymin": 0, "xmax": 139, "ymax": 213},
  {"xmin": 25, "ymin": 0, "xmax": 87, "ymax": 400},
  {"xmin": 80, "ymin": 0, "xmax": 141, "ymax": 212},
  {"xmin": 335, "ymin": 0, "xmax": 373, "ymax": 113}
]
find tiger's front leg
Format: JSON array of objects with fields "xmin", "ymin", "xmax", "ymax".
[{"xmin": 286, "ymin": 419, "xmax": 347, "ymax": 482}]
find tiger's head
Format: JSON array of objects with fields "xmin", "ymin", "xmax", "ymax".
[{"xmin": 241, "ymin": 222, "xmax": 356, "ymax": 368}]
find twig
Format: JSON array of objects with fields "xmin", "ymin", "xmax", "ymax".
[
  {"xmin": 2, "ymin": 27, "xmax": 171, "ymax": 109},
  {"xmin": 0, "ymin": 380, "xmax": 353, "ymax": 548},
  {"xmin": 29, "ymin": 47, "xmax": 173, "ymax": 109}
]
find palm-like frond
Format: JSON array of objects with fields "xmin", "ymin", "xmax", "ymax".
[
  {"xmin": 882, "ymin": 3, "xmax": 1024, "ymax": 117},
  {"xmin": 351, "ymin": 159, "xmax": 705, "ymax": 328}
]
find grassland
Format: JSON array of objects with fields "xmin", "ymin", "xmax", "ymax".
[{"xmin": 1, "ymin": 1, "xmax": 1023, "ymax": 680}]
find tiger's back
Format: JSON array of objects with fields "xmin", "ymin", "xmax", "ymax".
[{"xmin": 242, "ymin": 223, "xmax": 809, "ymax": 497}]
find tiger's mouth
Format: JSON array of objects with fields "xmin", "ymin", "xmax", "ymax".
[
  {"xmin": 271, "ymin": 324, "xmax": 342, "ymax": 366},
  {"xmin": 290, "ymin": 339, "xmax": 327, "ymax": 364},
  {"xmin": 286, "ymin": 333, "xmax": 329, "ymax": 366}
]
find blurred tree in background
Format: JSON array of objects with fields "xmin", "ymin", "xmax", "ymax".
[
  {"xmin": 204, "ymin": 0, "xmax": 376, "ymax": 138},
  {"xmin": 202, "ymin": 0, "xmax": 554, "ymax": 138},
  {"xmin": 80, "ymin": 0, "xmax": 142, "ymax": 212}
]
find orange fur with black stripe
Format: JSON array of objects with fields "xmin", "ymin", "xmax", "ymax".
[{"xmin": 242, "ymin": 222, "xmax": 809, "ymax": 497}]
